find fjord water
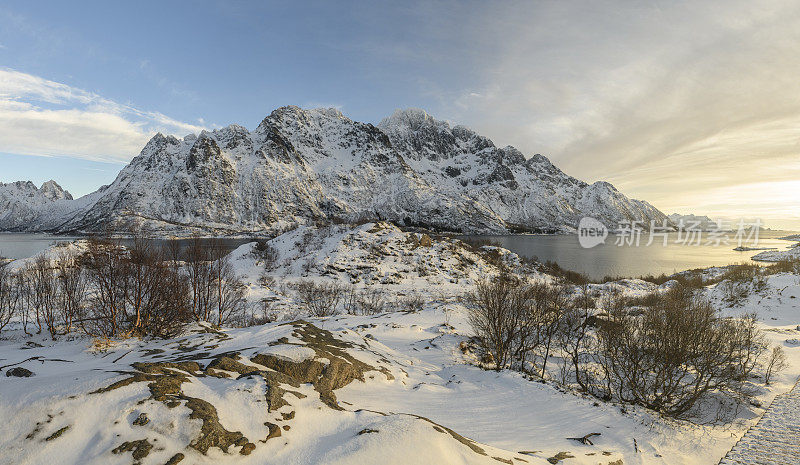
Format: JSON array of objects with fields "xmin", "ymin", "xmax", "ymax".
[
  {"xmin": 2, "ymin": 230, "xmax": 796, "ymax": 280},
  {"xmin": 460, "ymin": 230, "xmax": 798, "ymax": 280},
  {"xmin": 0, "ymin": 233, "xmax": 82, "ymax": 260},
  {"xmin": 0, "ymin": 233, "xmax": 251, "ymax": 260}
]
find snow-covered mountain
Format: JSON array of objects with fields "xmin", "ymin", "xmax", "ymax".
[
  {"xmin": 668, "ymin": 213, "xmax": 721, "ymax": 231},
  {"xmin": 0, "ymin": 180, "xmax": 72, "ymax": 231},
  {"xmin": 1, "ymin": 107, "xmax": 667, "ymax": 234}
]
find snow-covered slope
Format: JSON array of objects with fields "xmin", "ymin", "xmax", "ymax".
[
  {"xmin": 3, "ymin": 224, "xmax": 800, "ymax": 464},
  {"xmin": 0, "ymin": 181, "xmax": 72, "ymax": 230},
  {"xmin": 0, "ymin": 320, "xmax": 533, "ymax": 465},
  {"xmin": 3, "ymin": 107, "xmax": 667, "ymax": 234}
]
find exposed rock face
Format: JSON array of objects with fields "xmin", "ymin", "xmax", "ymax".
[
  {"xmin": 5, "ymin": 367, "xmax": 34, "ymax": 377},
  {"xmin": 1, "ymin": 107, "xmax": 667, "ymax": 234}
]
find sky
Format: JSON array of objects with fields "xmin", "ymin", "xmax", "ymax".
[{"xmin": 1, "ymin": 1, "xmax": 799, "ymax": 229}]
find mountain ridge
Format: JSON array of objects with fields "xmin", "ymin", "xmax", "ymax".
[{"xmin": 0, "ymin": 106, "xmax": 667, "ymax": 235}]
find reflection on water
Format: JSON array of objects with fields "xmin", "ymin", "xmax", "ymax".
[{"xmin": 459, "ymin": 230, "xmax": 798, "ymax": 280}]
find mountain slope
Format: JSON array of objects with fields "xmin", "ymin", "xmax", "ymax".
[
  {"xmin": 0, "ymin": 180, "xmax": 72, "ymax": 231},
  {"xmin": 2, "ymin": 107, "xmax": 667, "ymax": 234}
]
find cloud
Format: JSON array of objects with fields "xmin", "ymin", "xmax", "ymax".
[
  {"xmin": 0, "ymin": 69, "xmax": 205, "ymax": 163},
  {"xmin": 397, "ymin": 0, "xmax": 800, "ymax": 227}
]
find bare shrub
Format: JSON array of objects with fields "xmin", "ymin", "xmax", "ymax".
[
  {"xmin": 347, "ymin": 287, "xmax": 386, "ymax": 315},
  {"xmin": 765, "ymin": 259, "xmax": 799, "ymax": 275},
  {"xmin": 593, "ymin": 285, "xmax": 767, "ymax": 418},
  {"xmin": 721, "ymin": 280, "xmax": 749, "ymax": 305},
  {"xmin": 397, "ymin": 293, "xmax": 426, "ymax": 313},
  {"xmin": 764, "ymin": 345, "xmax": 788, "ymax": 385},
  {"xmin": 721, "ymin": 263, "xmax": 760, "ymax": 283},
  {"xmin": 464, "ymin": 275, "xmax": 530, "ymax": 371},
  {"xmin": 253, "ymin": 240, "xmax": 279, "ymax": 269},
  {"xmin": 342, "ymin": 286, "xmax": 387, "ymax": 316},
  {"xmin": 0, "ymin": 259, "xmax": 20, "ymax": 333},
  {"xmin": 295, "ymin": 280, "xmax": 343, "ymax": 317}
]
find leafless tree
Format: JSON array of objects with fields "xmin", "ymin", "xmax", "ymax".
[
  {"xmin": 54, "ymin": 250, "xmax": 87, "ymax": 334},
  {"xmin": 15, "ymin": 269, "xmax": 34, "ymax": 336},
  {"xmin": 464, "ymin": 274, "xmax": 532, "ymax": 371},
  {"xmin": 557, "ymin": 282, "xmax": 594, "ymax": 390},
  {"xmin": 83, "ymin": 238, "xmax": 129, "ymax": 337},
  {"xmin": 536, "ymin": 283, "xmax": 571, "ymax": 378},
  {"xmin": 764, "ymin": 345, "xmax": 788, "ymax": 385},
  {"xmin": 29, "ymin": 255, "xmax": 59, "ymax": 338},
  {"xmin": 0, "ymin": 259, "xmax": 20, "ymax": 333},
  {"xmin": 211, "ymin": 252, "xmax": 247, "ymax": 326},
  {"xmin": 186, "ymin": 236, "xmax": 216, "ymax": 322}
]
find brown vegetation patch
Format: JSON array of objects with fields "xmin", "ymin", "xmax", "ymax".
[
  {"xmin": 44, "ymin": 425, "xmax": 69, "ymax": 442},
  {"xmin": 163, "ymin": 453, "xmax": 185, "ymax": 465},
  {"xmin": 547, "ymin": 451, "xmax": 575, "ymax": 464},
  {"xmin": 112, "ymin": 438, "xmax": 153, "ymax": 460}
]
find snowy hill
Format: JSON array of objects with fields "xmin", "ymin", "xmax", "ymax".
[
  {"xmin": 4, "ymin": 223, "xmax": 798, "ymax": 464},
  {"xmin": 1, "ymin": 107, "xmax": 667, "ymax": 235}
]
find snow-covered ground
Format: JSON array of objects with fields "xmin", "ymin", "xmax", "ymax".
[
  {"xmin": 1, "ymin": 222, "xmax": 799, "ymax": 465},
  {"xmin": 751, "ymin": 244, "xmax": 800, "ymax": 262}
]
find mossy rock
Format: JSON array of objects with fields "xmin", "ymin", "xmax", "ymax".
[
  {"xmin": 185, "ymin": 397, "xmax": 247, "ymax": 454},
  {"xmin": 44, "ymin": 426, "xmax": 69, "ymax": 442},
  {"xmin": 112, "ymin": 439, "xmax": 153, "ymax": 460},
  {"xmin": 547, "ymin": 451, "xmax": 575, "ymax": 464}
]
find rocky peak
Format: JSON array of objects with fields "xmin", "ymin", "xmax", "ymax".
[
  {"xmin": 186, "ymin": 134, "xmax": 223, "ymax": 171},
  {"xmin": 39, "ymin": 180, "xmax": 72, "ymax": 201}
]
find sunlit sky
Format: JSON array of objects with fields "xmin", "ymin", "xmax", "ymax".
[{"xmin": 1, "ymin": 1, "xmax": 799, "ymax": 229}]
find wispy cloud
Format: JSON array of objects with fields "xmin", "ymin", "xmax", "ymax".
[
  {"xmin": 388, "ymin": 0, "xmax": 800, "ymax": 227},
  {"xmin": 0, "ymin": 68, "xmax": 205, "ymax": 163}
]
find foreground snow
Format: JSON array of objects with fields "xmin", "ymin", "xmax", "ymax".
[{"xmin": 1, "ymin": 223, "xmax": 799, "ymax": 464}]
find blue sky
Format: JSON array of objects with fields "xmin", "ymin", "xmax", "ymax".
[{"xmin": 1, "ymin": 1, "xmax": 799, "ymax": 228}]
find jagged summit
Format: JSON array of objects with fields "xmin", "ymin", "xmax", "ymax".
[
  {"xmin": 0, "ymin": 106, "xmax": 667, "ymax": 234},
  {"xmin": 0, "ymin": 180, "xmax": 72, "ymax": 230}
]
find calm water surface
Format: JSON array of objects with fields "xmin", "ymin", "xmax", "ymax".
[
  {"xmin": 0, "ymin": 233, "xmax": 251, "ymax": 260},
  {"xmin": 2, "ymin": 231, "xmax": 797, "ymax": 280},
  {"xmin": 459, "ymin": 230, "xmax": 799, "ymax": 280}
]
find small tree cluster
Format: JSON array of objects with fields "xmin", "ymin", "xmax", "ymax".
[
  {"xmin": 253, "ymin": 240, "xmax": 279, "ymax": 269},
  {"xmin": 343, "ymin": 286, "xmax": 386, "ymax": 315},
  {"xmin": 0, "ymin": 234, "xmax": 249, "ymax": 340},
  {"xmin": 185, "ymin": 237, "xmax": 246, "ymax": 327},
  {"xmin": 589, "ymin": 286, "xmax": 766, "ymax": 418},
  {"xmin": 294, "ymin": 280, "xmax": 344, "ymax": 317},
  {"xmin": 466, "ymin": 277, "xmax": 770, "ymax": 419},
  {"xmin": 464, "ymin": 275, "xmax": 571, "ymax": 374}
]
